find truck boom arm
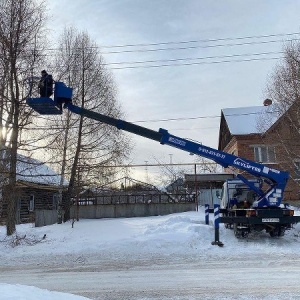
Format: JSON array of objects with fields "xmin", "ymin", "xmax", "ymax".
[{"xmin": 26, "ymin": 81, "xmax": 289, "ymax": 208}]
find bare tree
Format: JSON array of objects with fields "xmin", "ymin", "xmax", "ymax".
[
  {"xmin": 264, "ymin": 41, "xmax": 300, "ymax": 193},
  {"xmin": 44, "ymin": 28, "xmax": 132, "ymax": 221},
  {"xmin": 0, "ymin": 0, "xmax": 46, "ymax": 235},
  {"xmin": 194, "ymin": 157, "xmax": 223, "ymax": 173}
]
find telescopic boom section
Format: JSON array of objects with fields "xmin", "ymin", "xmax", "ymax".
[
  {"xmin": 26, "ymin": 81, "xmax": 289, "ymax": 208},
  {"xmin": 67, "ymin": 104, "xmax": 163, "ymax": 142}
]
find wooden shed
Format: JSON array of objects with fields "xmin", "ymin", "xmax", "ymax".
[{"xmin": 0, "ymin": 154, "xmax": 67, "ymax": 224}]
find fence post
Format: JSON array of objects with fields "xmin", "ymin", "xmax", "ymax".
[
  {"xmin": 205, "ymin": 204, "xmax": 209, "ymax": 225},
  {"xmin": 211, "ymin": 204, "xmax": 224, "ymax": 247}
]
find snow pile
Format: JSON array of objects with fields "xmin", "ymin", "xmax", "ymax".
[
  {"xmin": 1, "ymin": 207, "xmax": 300, "ymax": 260},
  {"xmin": 1, "ymin": 207, "xmax": 300, "ymax": 299},
  {"xmin": 0, "ymin": 283, "xmax": 90, "ymax": 300}
]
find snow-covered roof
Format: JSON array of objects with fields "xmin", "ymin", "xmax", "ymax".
[
  {"xmin": 16, "ymin": 154, "xmax": 68, "ymax": 186},
  {"xmin": 222, "ymin": 105, "xmax": 279, "ymax": 135}
]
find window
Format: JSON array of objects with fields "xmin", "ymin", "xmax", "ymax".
[
  {"xmin": 29, "ymin": 195, "xmax": 35, "ymax": 212},
  {"xmin": 253, "ymin": 146, "xmax": 276, "ymax": 163},
  {"xmin": 53, "ymin": 194, "xmax": 59, "ymax": 210}
]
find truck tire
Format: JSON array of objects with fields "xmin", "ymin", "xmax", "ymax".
[{"xmin": 269, "ymin": 226, "xmax": 285, "ymax": 237}]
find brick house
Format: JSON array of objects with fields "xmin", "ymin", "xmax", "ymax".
[
  {"xmin": 218, "ymin": 101, "xmax": 300, "ymax": 203},
  {"xmin": 0, "ymin": 154, "xmax": 67, "ymax": 224}
]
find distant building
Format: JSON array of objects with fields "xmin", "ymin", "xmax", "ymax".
[
  {"xmin": 184, "ymin": 173, "xmax": 234, "ymax": 206},
  {"xmin": 165, "ymin": 177, "xmax": 184, "ymax": 193}
]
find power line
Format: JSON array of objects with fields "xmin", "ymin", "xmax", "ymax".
[
  {"xmin": 24, "ymin": 32, "xmax": 298, "ymax": 72},
  {"xmin": 98, "ymin": 32, "xmax": 300, "ymax": 49},
  {"xmin": 36, "ymin": 50, "xmax": 284, "ymax": 70},
  {"xmin": 33, "ymin": 37, "xmax": 298, "ymax": 57},
  {"xmin": 106, "ymin": 51, "xmax": 284, "ymax": 66},
  {"xmin": 132, "ymin": 110, "xmax": 278, "ymax": 123},
  {"xmin": 20, "ymin": 110, "xmax": 277, "ymax": 128},
  {"xmin": 109, "ymin": 56, "xmax": 281, "ymax": 70},
  {"xmin": 100, "ymin": 38, "xmax": 299, "ymax": 55},
  {"xmin": 37, "ymin": 32, "xmax": 300, "ymax": 51},
  {"xmin": 99, "ymin": 162, "xmax": 218, "ymax": 168}
]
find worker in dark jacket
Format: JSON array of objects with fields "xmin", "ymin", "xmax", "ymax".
[{"xmin": 38, "ymin": 70, "xmax": 53, "ymax": 97}]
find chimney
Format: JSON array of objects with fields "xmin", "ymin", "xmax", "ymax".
[{"xmin": 263, "ymin": 98, "xmax": 272, "ymax": 106}]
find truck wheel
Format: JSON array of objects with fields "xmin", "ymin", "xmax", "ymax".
[
  {"xmin": 233, "ymin": 224, "xmax": 240, "ymax": 238},
  {"xmin": 279, "ymin": 229, "xmax": 285, "ymax": 237},
  {"xmin": 233, "ymin": 224, "xmax": 249, "ymax": 238},
  {"xmin": 269, "ymin": 227, "xmax": 285, "ymax": 237},
  {"xmin": 241, "ymin": 231, "xmax": 249, "ymax": 238}
]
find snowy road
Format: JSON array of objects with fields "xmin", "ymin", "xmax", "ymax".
[
  {"xmin": 1, "ymin": 211, "xmax": 300, "ymax": 299},
  {"xmin": 1, "ymin": 255, "xmax": 300, "ymax": 299}
]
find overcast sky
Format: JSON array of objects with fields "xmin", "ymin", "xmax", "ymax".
[{"xmin": 46, "ymin": 0, "xmax": 300, "ymax": 182}]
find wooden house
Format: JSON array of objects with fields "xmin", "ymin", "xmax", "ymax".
[{"xmin": 1, "ymin": 154, "xmax": 67, "ymax": 224}]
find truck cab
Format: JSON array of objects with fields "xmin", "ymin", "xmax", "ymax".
[{"xmin": 221, "ymin": 179, "xmax": 260, "ymax": 209}]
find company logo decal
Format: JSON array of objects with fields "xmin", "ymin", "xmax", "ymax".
[
  {"xmin": 198, "ymin": 147, "xmax": 226, "ymax": 159},
  {"xmin": 168, "ymin": 137, "xmax": 186, "ymax": 147},
  {"xmin": 233, "ymin": 158, "xmax": 261, "ymax": 173}
]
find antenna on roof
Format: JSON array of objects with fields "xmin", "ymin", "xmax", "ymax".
[{"xmin": 263, "ymin": 98, "xmax": 272, "ymax": 106}]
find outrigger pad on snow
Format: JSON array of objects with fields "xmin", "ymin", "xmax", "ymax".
[{"xmin": 27, "ymin": 97, "xmax": 63, "ymax": 115}]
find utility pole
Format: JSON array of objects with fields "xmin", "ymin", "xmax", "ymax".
[
  {"xmin": 194, "ymin": 164, "xmax": 198, "ymax": 211},
  {"xmin": 145, "ymin": 160, "xmax": 149, "ymax": 182}
]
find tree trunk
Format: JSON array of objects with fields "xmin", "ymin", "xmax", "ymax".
[{"xmin": 6, "ymin": 101, "xmax": 19, "ymax": 235}]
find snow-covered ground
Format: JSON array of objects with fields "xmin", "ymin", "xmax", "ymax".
[{"xmin": 1, "ymin": 206, "xmax": 300, "ymax": 299}]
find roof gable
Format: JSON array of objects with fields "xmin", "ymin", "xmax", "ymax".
[
  {"xmin": 16, "ymin": 154, "xmax": 68, "ymax": 186},
  {"xmin": 222, "ymin": 105, "xmax": 279, "ymax": 135}
]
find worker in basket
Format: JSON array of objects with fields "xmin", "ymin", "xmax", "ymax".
[{"xmin": 38, "ymin": 70, "xmax": 53, "ymax": 97}]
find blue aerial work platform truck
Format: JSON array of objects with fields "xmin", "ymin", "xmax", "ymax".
[{"xmin": 27, "ymin": 81, "xmax": 300, "ymax": 239}]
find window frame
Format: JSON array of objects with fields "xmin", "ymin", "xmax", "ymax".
[
  {"xmin": 52, "ymin": 193, "xmax": 59, "ymax": 210},
  {"xmin": 252, "ymin": 145, "xmax": 276, "ymax": 164},
  {"xmin": 29, "ymin": 195, "xmax": 35, "ymax": 212},
  {"xmin": 293, "ymin": 159, "xmax": 300, "ymax": 179}
]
